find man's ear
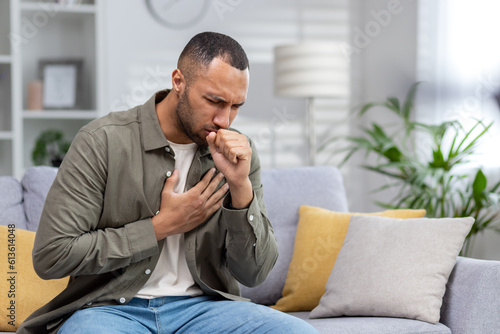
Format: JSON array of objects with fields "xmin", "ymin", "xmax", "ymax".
[{"xmin": 172, "ymin": 69, "xmax": 185, "ymax": 95}]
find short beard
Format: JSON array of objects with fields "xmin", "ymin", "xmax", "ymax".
[{"xmin": 175, "ymin": 88, "xmax": 207, "ymax": 146}]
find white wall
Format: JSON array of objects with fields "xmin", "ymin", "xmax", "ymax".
[
  {"xmin": 347, "ymin": 0, "xmax": 418, "ymax": 212},
  {"xmin": 102, "ymin": 0, "xmax": 307, "ymax": 109}
]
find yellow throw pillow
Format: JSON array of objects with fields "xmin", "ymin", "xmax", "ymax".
[
  {"xmin": 0, "ymin": 225, "xmax": 69, "ymax": 331},
  {"xmin": 271, "ymin": 206, "xmax": 426, "ymax": 312}
]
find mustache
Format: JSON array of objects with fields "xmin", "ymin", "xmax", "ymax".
[{"xmin": 204, "ymin": 126, "xmax": 221, "ymax": 132}]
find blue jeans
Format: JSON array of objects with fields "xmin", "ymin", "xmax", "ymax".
[{"xmin": 58, "ymin": 296, "xmax": 319, "ymax": 333}]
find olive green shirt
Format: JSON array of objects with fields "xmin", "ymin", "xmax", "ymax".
[{"xmin": 18, "ymin": 90, "xmax": 278, "ymax": 334}]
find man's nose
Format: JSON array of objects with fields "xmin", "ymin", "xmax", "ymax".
[{"xmin": 213, "ymin": 107, "xmax": 231, "ymax": 129}]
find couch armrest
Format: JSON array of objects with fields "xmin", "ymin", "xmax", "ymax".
[{"xmin": 440, "ymin": 256, "xmax": 500, "ymax": 334}]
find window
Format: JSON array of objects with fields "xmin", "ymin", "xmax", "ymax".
[{"xmin": 418, "ymin": 0, "xmax": 500, "ymax": 168}]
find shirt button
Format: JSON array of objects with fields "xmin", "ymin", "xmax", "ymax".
[
  {"xmin": 119, "ymin": 297, "xmax": 126, "ymax": 304},
  {"xmin": 166, "ymin": 171, "xmax": 172, "ymax": 177},
  {"xmin": 249, "ymin": 214, "xmax": 254, "ymax": 222},
  {"xmin": 86, "ymin": 302, "xmax": 93, "ymax": 306},
  {"xmin": 165, "ymin": 147, "xmax": 171, "ymax": 153},
  {"xmin": 145, "ymin": 269, "xmax": 151, "ymax": 275},
  {"xmin": 155, "ymin": 211, "xmax": 160, "ymax": 216}
]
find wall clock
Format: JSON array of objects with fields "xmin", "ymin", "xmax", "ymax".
[{"xmin": 145, "ymin": 0, "xmax": 210, "ymax": 29}]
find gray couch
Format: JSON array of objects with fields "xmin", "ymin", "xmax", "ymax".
[{"xmin": 1, "ymin": 166, "xmax": 499, "ymax": 334}]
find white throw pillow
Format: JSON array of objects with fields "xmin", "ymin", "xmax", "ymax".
[{"xmin": 310, "ymin": 215, "xmax": 474, "ymax": 324}]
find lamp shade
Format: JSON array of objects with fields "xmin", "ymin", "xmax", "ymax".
[{"xmin": 274, "ymin": 42, "xmax": 349, "ymax": 98}]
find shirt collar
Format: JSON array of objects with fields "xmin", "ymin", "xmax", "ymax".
[
  {"xmin": 139, "ymin": 89, "xmax": 211, "ymax": 157},
  {"xmin": 140, "ymin": 90, "xmax": 170, "ymax": 152}
]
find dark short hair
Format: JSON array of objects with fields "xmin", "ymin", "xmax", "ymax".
[{"xmin": 178, "ymin": 32, "xmax": 249, "ymax": 84}]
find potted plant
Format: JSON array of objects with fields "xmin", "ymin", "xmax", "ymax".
[
  {"xmin": 322, "ymin": 82, "xmax": 500, "ymax": 256},
  {"xmin": 32, "ymin": 130, "xmax": 71, "ymax": 167}
]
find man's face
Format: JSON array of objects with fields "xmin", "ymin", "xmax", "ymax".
[{"xmin": 175, "ymin": 57, "xmax": 249, "ymax": 146}]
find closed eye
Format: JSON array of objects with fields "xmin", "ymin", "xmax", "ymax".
[
  {"xmin": 204, "ymin": 95, "xmax": 245, "ymax": 109},
  {"xmin": 206, "ymin": 98, "xmax": 219, "ymax": 104}
]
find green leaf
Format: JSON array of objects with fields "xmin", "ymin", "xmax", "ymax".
[
  {"xmin": 374, "ymin": 201, "xmax": 397, "ymax": 209},
  {"xmin": 363, "ymin": 165, "xmax": 406, "ymax": 180},
  {"xmin": 31, "ymin": 130, "xmax": 71, "ymax": 167},
  {"xmin": 452, "ymin": 121, "xmax": 492, "ymax": 164},
  {"xmin": 430, "ymin": 148, "xmax": 446, "ymax": 169},
  {"xmin": 383, "ymin": 147, "xmax": 402, "ymax": 162},
  {"xmin": 472, "ymin": 169, "xmax": 487, "ymax": 204},
  {"xmin": 489, "ymin": 180, "xmax": 500, "ymax": 192},
  {"xmin": 385, "ymin": 97, "xmax": 401, "ymax": 114},
  {"xmin": 358, "ymin": 102, "xmax": 382, "ymax": 116},
  {"xmin": 402, "ymin": 82, "xmax": 422, "ymax": 122}
]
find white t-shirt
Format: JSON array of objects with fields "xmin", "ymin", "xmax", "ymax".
[{"xmin": 135, "ymin": 140, "xmax": 203, "ymax": 298}]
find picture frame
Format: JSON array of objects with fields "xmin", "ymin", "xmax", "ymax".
[{"xmin": 39, "ymin": 59, "xmax": 83, "ymax": 110}]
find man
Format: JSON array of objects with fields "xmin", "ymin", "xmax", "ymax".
[{"xmin": 18, "ymin": 32, "xmax": 318, "ymax": 333}]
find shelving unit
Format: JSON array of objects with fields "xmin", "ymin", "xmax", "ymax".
[
  {"xmin": 0, "ymin": 0, "xmax": 13, "ymax": 176},
  {"xmin": 0, "ymin": 130, "xmax": 13, "ymax": 139},
  {"xmin": 4, "ymin": 0, "xmax": 104, "ymax": 179},
  {"xmin": 22, "ymin": 110, "xmax": 99, "ymax": 119},
  {"xmin": 0, "ymin": 55, "xmax": 12, "ymax": 63},
  {"xmin": 20, "ymin": 2, "xmax": 97, "ymax": 13}
]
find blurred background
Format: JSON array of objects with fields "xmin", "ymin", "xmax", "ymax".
[{"xmin": 1, "ymin": 0, "xmax": 500, "ymax": 259}]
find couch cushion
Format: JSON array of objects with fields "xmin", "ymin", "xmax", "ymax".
[
  {"xmin": 21, "ymin": 167, "xmax": 58, "ymax": 232},
  {"xmin": 240, "ymin": 166, "xmax": 348, "ymax": 305},
  {"xmin": 0, "ymin": 225, "xmax": 69, "ymax": 331},
  {"xmin": 440, "ymin": 256, "xmax": 500, "ymax": 334},
  {"xmin": 0, "ymin": 176, "xmax": 28, "ymax": 230},
  {"xmin": 289, "ymin": 312, "xmax": 451, "ymax": 334},
  {"xmin": 272, "ymin": 206, "xmax": 426, "ymax": 312},
  {"xmin": 310, "ymin": 215, "xmax": 474, "ymax": 324}
]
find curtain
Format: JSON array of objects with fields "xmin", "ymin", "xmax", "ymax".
[{"xmin": 417, "ymin": 0, "xmax": 500, "ymax": 169}]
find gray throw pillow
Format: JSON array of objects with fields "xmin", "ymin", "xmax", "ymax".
[{"xmin": 310, "ymin": 215, "xmax": 474, "ymax": 324}]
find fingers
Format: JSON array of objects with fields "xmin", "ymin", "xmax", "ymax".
[
  {"xmin": 207, "ymin": 131, "xmax": 217, "ymax": 152},
  {"xmin": 206, "ymin": 181, "xmax": 229, "ymax": 206},
  {"xmin": 192, "ymin": 167, "xmax": 217, "ymax": 194},
  {"xmin": 163, "ymin": 167, "xmax": 227, "ymax": 205},
  {"xmin": 163, "ymin": 169, "xmax": 179, "ymax": 193},
  {"xmin": 209, "ymin": 129, "xmax": 251, "ymax": 164},
  {"xmin": 225, "ymin": 145, "xmax": 251, "ymax": 164},
  {"xmin": 189, "ymin": 168, "xmax": 228, "ymax": 199},
  {"xmin": 206, "ymin": 196, "xmax": 226, "ymax": 217},
  {"xmin": 201, "ymin": 171, "xmax": 227, "ymax": 202},
  {"xmin": 184, "ymin": 171, "xmax": 228, "ymax": 227},
  {"xmin": 154, "ymin": 168, "xmax": 228, "ymax": 240}
]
